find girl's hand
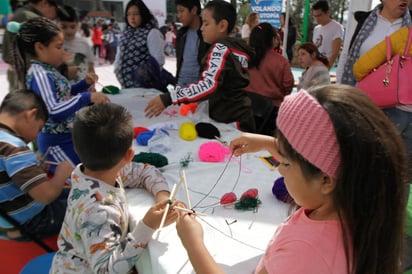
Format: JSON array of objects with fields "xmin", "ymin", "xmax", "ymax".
[
  {"xmin": 229, "ymin": 133, "xmax": 276, "ymax": 156},
  {"xmin": 144, "ymin": 96, "xmax": 165, "ymax": 118},
  {"xmin": 176, "ymin": 210, "xmax": 204, "ymax": 250},
  {"xmin": 90, "ymin": 92, "xmax": 110, "ymax": 104},
  {"xmin": 142, "ymin": 200, "xmax": 179, "ymax": 229},
  {"xmin": 85, "ymin": 73, "xmax": 99, "ymax": 85}
]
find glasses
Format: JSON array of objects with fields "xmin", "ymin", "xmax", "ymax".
[{"xmin": 312, "ymin": 12, "xmax": 324, "ymax": 18}]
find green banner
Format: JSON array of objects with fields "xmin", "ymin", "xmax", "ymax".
[{"xmin": 0, "ymin": 0, "xmax": 11, "ymax": 15}]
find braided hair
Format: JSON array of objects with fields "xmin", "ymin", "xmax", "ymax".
[{"xmin": 8, "ymin": 17, "xmax": 61, "ymax": 88}]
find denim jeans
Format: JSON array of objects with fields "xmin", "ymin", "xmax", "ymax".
[{"xmin": 383, "ymin": 107, "xmax": 412, "ymax": 178}]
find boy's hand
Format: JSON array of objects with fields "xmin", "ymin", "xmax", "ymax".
[
  {"xmin": 85, "ymin": 73, "xmax": 99, "ymax": 85},
  {"xmin": 142, "ymin": 200, "xmax": 179, "ymax": 229},
  {"xmin": 145, "ymin": 96, "xmax": 165, "ymax": 118}
]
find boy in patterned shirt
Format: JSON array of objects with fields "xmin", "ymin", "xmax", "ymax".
[{"xmin": 50, "ymin": 103, "xmax": 177, "ymax": 273}]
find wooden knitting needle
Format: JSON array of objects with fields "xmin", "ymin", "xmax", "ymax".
[
  {"xmin": 173, "ymin": 206, "xmax": 207, "ymax": 216},
  {"xmin": 181, "ymin": 170, "xmax": 192, "ymax": 209},
  {"xmin": 156, "ymin": 183, "xmax": 177, "ymax": 239}
]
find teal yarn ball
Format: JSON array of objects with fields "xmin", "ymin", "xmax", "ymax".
[
  {"xmin": 7, "ymin": 21, "xmax": 21, "ymax": 33},
  {"xmin": 132, "ymin": 152, "xmax": 168, "ymax": 167}
]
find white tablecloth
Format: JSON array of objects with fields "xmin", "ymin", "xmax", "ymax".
[{"xmin": 108, "ymin": 88, "xmax": 289, "ymax": 274}]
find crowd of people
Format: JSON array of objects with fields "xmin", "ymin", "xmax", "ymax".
[{"xmin": 0, "ymin": 0, "xmax": 412, "ymax": 273}]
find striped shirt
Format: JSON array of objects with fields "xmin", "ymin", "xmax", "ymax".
[{"xmin": 0, "ymin": 124, "xmax": 47, "ymax": 228}]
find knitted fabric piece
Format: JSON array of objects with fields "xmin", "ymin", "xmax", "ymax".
[{"xmin": 276, "ymin": 90, "xmax": 341, "ymax": 178}]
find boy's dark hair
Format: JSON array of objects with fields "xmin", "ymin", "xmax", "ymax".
[
  {"xmin": 72, "ymin": 103, "xmax": 133, "ymax": 171},
  {"xmin": 312, "ymin": 0, "xmax": 330, "ymax": 12},
  {"xmin": 57, "ymin": 5, "xmax": 79, "ymax": 22},
  {"xmin": 204, "ymin": 0, "xmax": 236, "ymax": 34},
  {"xmin": 11, "ymin": 17, "xmax": 61, "ymax": 89},
  {"xmin": 175, "ymin": 0, "xmax": 201, "ymax": 15},
  {"xmin": 125, "ymin": 0, "xmax": 157, "ymax": 28},
  {"xmin": 0, "ymin": 89, "xmax": 48, "ymax": 121},
  {"xmin": 249, "ymin": 22, "xmax": 278, "ymax": 69}
]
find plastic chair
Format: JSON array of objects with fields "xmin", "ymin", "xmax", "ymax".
[
  {"xmin": 20, "ymin": 252, "xmax": 55, "ymax": 274},
  {"xmin": 246, "ymin": 91, "xmax": 276, "ymax": 135},
  {"xmin": 0, "ymin": 235, "xmax": 57, "ymax": 274}
]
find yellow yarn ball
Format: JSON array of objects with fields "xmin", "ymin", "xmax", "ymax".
[{"xmin": 179, "ymin": 122, "xmax": 197, "ymax": 141}]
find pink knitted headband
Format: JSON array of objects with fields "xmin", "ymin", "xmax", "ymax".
[{"xmin": 276, "ymin": 90, "xmax": 341, "ymax": 178}]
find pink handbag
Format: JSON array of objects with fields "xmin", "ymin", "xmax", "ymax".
[{"xmin": 357, "ymin": 26, "xmax": 412, "ymax": 108}]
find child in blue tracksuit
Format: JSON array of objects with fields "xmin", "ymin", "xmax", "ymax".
[{"xmin": 9, "ymin": 17, "xmax": 109, "ymax": 173}]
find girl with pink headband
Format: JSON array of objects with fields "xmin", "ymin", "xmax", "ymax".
[{"xmin": 176, "ymin": 85, "xmax": 408, "ymax": 274}]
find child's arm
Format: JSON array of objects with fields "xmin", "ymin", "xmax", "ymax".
[
  {"xmin": 168, "ymin": 43, "xmax": 228, "ymax": 104},
  {"xmin": 28, "ymin": 161, "xmax": 73, "ymax": 204},
  {"xmin": 29, "ymin": 71, "xmax": 91, "ymax": 122},
  {"xmin": 229, "ymin": 132, "xmax": 280, "ymax": 159},
  {"xmin": 176, "ymin": 212, "xmax": 225, "ymax": 274},
  {"xmin": 145, "ymin": 43, "xmax": 228, "ymax": 118},
  {"xmin": 121, "ymin": 162, "xmax": 169, "ymax": 203},
  {"xmin": 71, "ymin": 73, "xmax": 97, "ymax": 95}
]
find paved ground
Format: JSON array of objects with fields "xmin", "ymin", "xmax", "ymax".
[{"xmin": 0, "ymin": 56, "xmax": 177, "ymax": 104}]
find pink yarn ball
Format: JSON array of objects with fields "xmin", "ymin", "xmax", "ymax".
[{"xmin": 198, "ymin": 142, "xmax": 230, "ymax": 162}]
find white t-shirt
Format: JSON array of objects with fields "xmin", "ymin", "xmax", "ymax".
[{"xmin": 313, "ymin": 20, "xmax": 344, "ymax": 58}]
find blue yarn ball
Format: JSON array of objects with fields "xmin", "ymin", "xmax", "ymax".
[
  {"xmin": 272, "ymin": 177, "xmax": 290, "ymax": 203},
  {"xmin": 136, "ymin": 131, "xmax": 154, "ymax": 146},
  {"xmin": 136, "ymin": 129, "xmax": 169, "ymax": 146}
]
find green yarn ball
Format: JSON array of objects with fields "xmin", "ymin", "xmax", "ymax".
[
  {"xmin": 102, "ymin": 85, "xmax": 120, "ymax": 94},
  {"xmin": 234, "ymin": 197, "xmax": 262, "ymax": 211},
  {"xmin": 132, "ymin": 152, "xmax": 168, "ymax": 167}
]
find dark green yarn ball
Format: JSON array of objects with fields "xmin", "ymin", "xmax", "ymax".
[
  {"xmin": 132, "ymin": 152, "xmax": 168, "ymax": 167},
  {"xmin": 102, "ymin": 85, "xmax": 120, "ymax": 94}
]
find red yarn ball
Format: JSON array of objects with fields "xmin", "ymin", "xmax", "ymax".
[{"xmin": 220, "ymin": 192, "xmax": 237, "ymax": 205}]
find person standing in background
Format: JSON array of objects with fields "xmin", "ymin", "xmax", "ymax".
[
  {"xmin": 56, "ymin": 5, "xmax": 96, "ymax": 84},
  {"xmin": 246, "ymin": 22, "xmax": 294, "ymax": 134},
  {"xmin": 279, "ymin": 12, "xmax": 297, "ymax": 63},
  {"xmin": 241, "ymin": 12, "xmax": 259, "ymax": 44},
  {"xmin": 114, "ymin": 0, "xmax": 173, "ymax": 91},
  {"xmin": 175, "ymin": 0, "xmax": 209, "ymax": 87},
  {"xmin": 92, "ymin": 20, "xmax": 104, "ymax": 65},
  {"xmin": 312, "ymin": 0, "xmax": 343, "ymax": 69}
]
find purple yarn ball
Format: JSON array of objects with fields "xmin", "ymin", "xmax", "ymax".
[{"xmin": 272, "ymin": 177, "xmax": 290, "ymax": 203}]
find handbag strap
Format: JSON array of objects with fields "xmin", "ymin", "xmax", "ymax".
[
  {"xmin": 385, "ymin": 35, "xmax": 391, "ymax": 62},
  {"xmin": 403, "ymin": 26, "xmax": 412, "ymax": 57}
]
